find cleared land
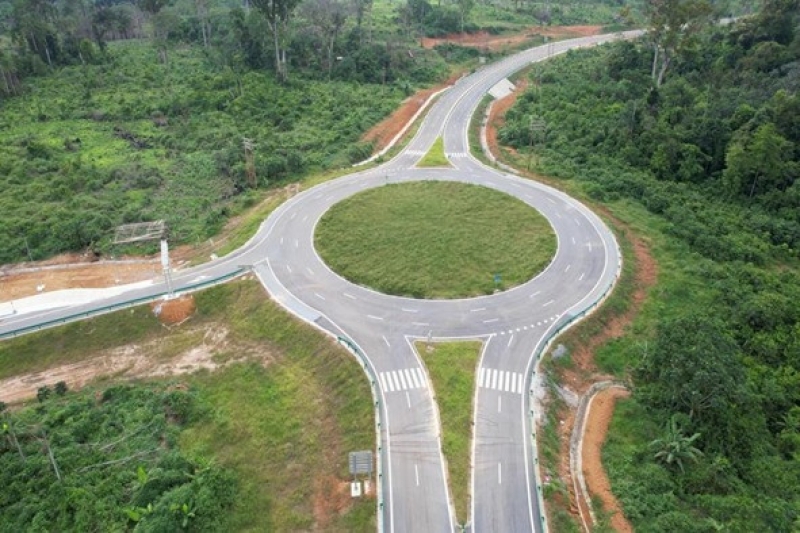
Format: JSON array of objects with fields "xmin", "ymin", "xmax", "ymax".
[
  {"xmin": 0, "ymin": 280, "xmax": 376, "ymax": 531},
  {"xmin": 315, "ymin": 181, "xmax": 556, "ymax": 298},
  {"xmin": 418, "ymin": 340, "xmax": 482, "ymax": 526}
]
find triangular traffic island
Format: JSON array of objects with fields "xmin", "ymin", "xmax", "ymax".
[
  {"xmin": 416, "ymin": 137, "xmax": 453, "ymax": 168},
  {"xmin": 415, "ymin": 340, "xmax": 482, "ymax": 528}
]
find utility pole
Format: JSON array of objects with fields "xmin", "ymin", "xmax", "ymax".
[
  {"xmin": 527, "ymin": 115, "xmax": 546, "ymax": 171},
  {"xmin": 243, "ymin": 138, "xmax": 257, "ymax": 189},
  {"xmin": 160, "ymin": 238, "xmax": 174, "ymax": 298}
]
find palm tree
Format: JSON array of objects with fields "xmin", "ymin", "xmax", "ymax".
[{"xmin": 650, "ymin": 414, "xmax": 703, "ymax": 473}]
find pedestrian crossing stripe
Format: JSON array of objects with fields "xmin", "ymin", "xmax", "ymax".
[
  {"xmin": 405, "ymin": 150, "xmax": 425, "ymax": 156},
  {"xmin": 447, "ymin": 152, "xmax": 468, "ymax": 158},
  {"xmin": 479, "ymin": 368, "xmax": 525, "ymax": 394},
  {"xmin": 379, "ymin": 368, "xmax": 427, "ymax": 393}
]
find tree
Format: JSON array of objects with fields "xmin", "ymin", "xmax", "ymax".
[
  {"xmin": 251, "ymin": 0, "xmax": 301, "ymax": 81},
  {"xmin": 301, "ymin": 0, "xmax": 350, "ymax": 78},
  {"xmin": 54, "ymin": 381, "xmax": 68, "ymax": 396},
  {"xmin": 37, "ymin": 385, "xmax": 52, "ymax": 403},
  {"xmin": 723, "ymin": 122, "xmax": 794, "ymax": 199},
  {"xmin": 650, "ymin": 414, "xmax": 704, "ymax": 472},
  {"xmin": 646, "ymin": 0, "xmax": 713, "ymax": 86}
]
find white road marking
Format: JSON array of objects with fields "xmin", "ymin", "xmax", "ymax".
[
  {"xmin": 410, "ymin": 370, "xmax": 421, "ymax": 388},
  {"xmin": 402, "ymin": 308, "xmax": 418, "ymax": 313},
  {"xmin": 412, "ymin": 322, "xmax": 429, "ymax": 327},
  {"xmin": 470, "ymin": 307, "xmax": 486, "ymax": 312},
  {"xmin": 507, "ymin": 334, "xmax": 514, "ymax": 348},
  {"xmin": 481, "ymin": 367, "xmax": 524, "ymax": 394},
  {"xmin": 398, "ymin": 371, "xmax": 408, "ymax": 390},
  {"xmin": 498, "ymin": 396, "xmax": 502, "ymax": 413},
  {"xmin": 483, "ymin": 318, "xmax": 499, "ymax": 324},
  {"xmin": 314, "ymin": 292, "xmax": 325, "ymax": 300},
  {"xmin": 286, "ymin": 265, "xmax": 293, "ymax": 273},
  {"xmin": 343, "ymin": 292, "xmax": 357, "ymax": 300},
  {"xmin": 390, "ymin": 371, "xmax": 401, "ymax": 391},
  {"xmin": 415, "ymin": 464, "xmax": 420, "ymax": 486},
  {"xmin": 380, "ymin": 373, "xmax": 390, "ymax": 392},
  {"xmin": 574, "ymin": 218, "xmax": 581, "ymax": 226},
  {"xmin": 290, "ymin": 212, "xmax": 296, "ymax": 220},
  {"xmin": 414, "ymin": 368, "xmax": 425, "ymax": 388},
  {"xmin": 280, "ymin": 237, "xmax": 284, "ymax": 245},
  {"xmin": 587, "ymin": 242, "xmax": 593, "ymax": 252},
  {"xmin": 571, "ymin": 236, "xmax": 576, "ymax": 244},
  {"xmin": 529, "ymin": 290, "xmax": 541, "ymax": 299},
  {"xmin": 547, "ymin": 198, "xmax": 556, "ymax": 204},
  {"xmin": 579, "ymin": 273, "xmax": 585, "ymax": 281},
  {"xmin": 382, "ymin": 335, "xmax": 390, "ymax": 347},
  {"xmin": 543, "ymin": 300, "xmax": 554, "ymax": 307},
  {"xmin": 403, "ymin": 369, "xmax": 415, "ymax": 389},
  {"xmin": 498, "ymin": 462, "xmax": 502, "ymax": 484},
  {"xmin": 406, "ymin": 391, "xmax": 412, "ymax": 409},
  {"xmin": 294, "ymin": 239, "xmax": 299, "ymax": 248},
  {"xmin": 302, "ymin": 215, "xmax": 308, "ymax": 223},
  {"xmin": 306, "ymin": 267, "xmax": 314, "ymax": 276},
  {"xmin": 564, "ymin": 264, "xmax": 571, "ymax": 273},
  {"xmin": 368, "ymin": 315, "xmax": 384, "ymax": 321},
  {"xmin": 556, "ymin": 212, "xmax": 563, "ymax": 219}
]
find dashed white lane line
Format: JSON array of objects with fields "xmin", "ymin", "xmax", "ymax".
[
  {"xmin": 306, "ymin": 267, "xmax": 314, "ymax": 276},
  {"xmin": 579, "ymin": 273, "xmax": 585, "ymax": 281},
  {"xmin": 314, "ymin": 293, "xmax": 325, "ymax": 300},
  {"xmin": 343, "ymin": 292, "xmax": 357, "ymax": 300},
  {"xmin": 382, "ymin": 335, "xmax": 390, "ymax": 347},
  {"xmin": 280, "ymin": 237, "xmax": 284, "ymax": 245},
  {"xmin": 368, "ymin": 315, "xmax": 384, "ymax": 321},
  {"xmin": 302, "ymin": 215, "xmax": 308, "ymax": 223},
  {"xmin": 529, "ymin": 290, "xmax": 541, "ymax": 299},
  {"xmin": 412, "ymin": 322, "xmax": 430, "ymax": 327},
  {"xmin": 564, "ymin": 264, "xmax": 571, "ymax": 273},
  {"xmin": 574, "ymin": 218, "xmax": 581, "ymax": 226},
  {"xmin": 406, "ymin": 391, "xmax": 412, "ymax": 409},
  {"xmin": 470, "ymin": 307, "xmax": 486, "ymax": 312},
  {"xmin": 415, "ymin": 464, "xmax": 420, "ymax": 487},
  {"xmin": 587, "ymin": 242, "xmax": 593, "ymax": 252},
  {"xmin": 547, "ymin": 198, "xmax": 556, "ymax": 204},
  {"xmin": 498, "ymin": 396, "xmax": 502, "ymax": 413},
  {"xmin": 571, "ymin": 236, "xmax": 576, "ymax": 245},
  {"xmin": 290, "ymin": 212, "xmax": 297, "ymax": 220},
  {"xmin": 498, "ymin": 463, "xmax": 502, "ymax": 484},
  {"xmin": 286, "ymin": 265, "xmax": 292, "ymax": 273},
  {"xmin": 294, "ymin": 239, "xmax": 299, "ymax": 248},
  {"xmin": 507, "ymin": 334, "xmax": 514, "ymax": 348},
  {"xmin": 483, "ymin": 318, "xmax": 500, "ymax": 324},
  {"xmin": 402, "ymin": 308, "xmax": 418, "ymax": 313},
  {"xmin": 543, "ymin": 300, "xmax": 554, "ymax": 307}
]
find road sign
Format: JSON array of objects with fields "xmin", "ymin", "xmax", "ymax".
[
  {"xmin": 494, "ymin": 273, "xmax": 501, "ymax": 284},
  {"xmin": 349, "ymin": 450, "xmax": 373, "ymax": 476}
]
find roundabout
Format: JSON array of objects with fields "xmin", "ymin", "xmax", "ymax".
[
  {"xmin": 314, "ymin": 181, "xmax": 557, "ymax": 299},
  {"xmin": 0, "ymin": 30, "xmax": 641, "ymax": 533}
]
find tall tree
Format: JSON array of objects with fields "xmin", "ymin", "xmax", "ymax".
[
  {"xmin": 301, "ymin": 0, "xmax": 350, "ymax": 78},
  {"xmin": 646, "ymin": 0, "xmax": 713, "ymax": 86},
  {"xmin": 251, "ymin": 0, "xmax": 301, "ymax": 81}
]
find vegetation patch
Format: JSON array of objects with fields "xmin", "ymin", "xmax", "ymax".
[
  {"xmin": 0, "ymin": 281, "xmax": 376, "ymax": 531},
  {"xmin": 417, "ymin": 340, "xmax": 482, "ymax": 527},
  {"xmin": 417, "ymin": 136, "xmax": 451, "ymax": 167},
  {"xmin": 315, "ymin": 181, "xmax": 556, "ymax": 298}
]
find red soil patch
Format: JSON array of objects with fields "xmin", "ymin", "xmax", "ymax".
[
  {"xmin": 485, "ymin": 78, "xmax": 528, "ymax": 156},
  {"xmin": 582, "ymin": 388, "xmax": 633, "ymax": 532},
  {"xmin": 361, "ymin": 72, "xmax": 463, "ymax": 153},
  {"xmin": 151, "ymin": 294, "xmax": 196, "ymax": 325},
  {"xmin": 420, "ymin": 25, "xmax": 603, "ymax": 51}
]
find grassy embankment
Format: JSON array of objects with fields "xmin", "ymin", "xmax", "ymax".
[
  {"xmin": 0, "ymin": 281, "xmax": 376, "ymax": 531},
  {"xmin": 315, "ymin": 181, "xmax": 556, "ymax": 298},
  {"xmin": 417, "ymin": 340, "xmax": 482, "ymax": 527}
]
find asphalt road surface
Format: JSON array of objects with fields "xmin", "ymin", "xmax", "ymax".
[{"xmin": 1, "ymin": 30, "xmax": 641, "ymax": 532}]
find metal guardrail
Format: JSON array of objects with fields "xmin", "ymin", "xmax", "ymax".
[
  {"xmin": 527, "ymin": 250, "xmax": 623, "ymax": 532},
  {"xmin": 337, "ymin": 335, "xmax": 387, "ymax": 533},
  {"xmin": 0, "ymin": 269, "xmax": 246, "ymax": 340}
]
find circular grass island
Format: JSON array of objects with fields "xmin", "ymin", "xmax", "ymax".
[{"xmin": 314, "ymin": 181, "xmax": 557, "ymax": 299}]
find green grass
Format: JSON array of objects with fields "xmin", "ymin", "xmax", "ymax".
[
  {"xmin": 417, "ymin": 136, "xmax": 451, "ymax": 167},
  {"xmin": 417, "ymin": 340, "xmax": 482, "ymax": 527},
  {"xmin": 1, "ymin": 281, "xmax": 376, "ymax": 531},
  {"xmin": 315, "ymin": 181, "xmax": 557, "ymax": 298}
]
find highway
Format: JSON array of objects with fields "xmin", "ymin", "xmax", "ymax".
[{"xmin": 0, "ymin": 30, "xmax": 640, "ymax": 532}]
